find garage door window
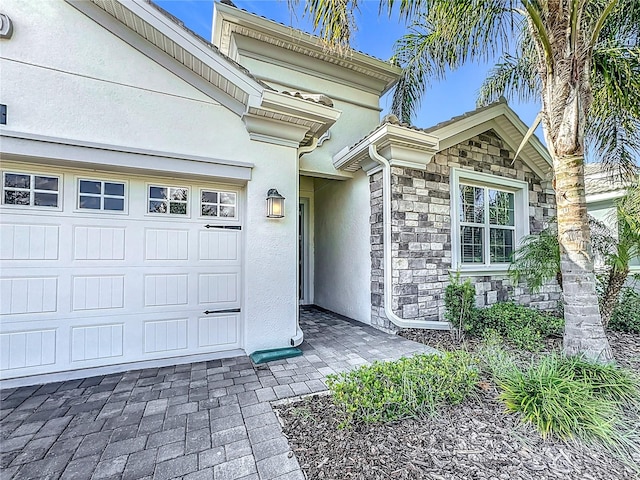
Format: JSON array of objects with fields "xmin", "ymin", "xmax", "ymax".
[
  {"xmin": 78, "ymin": 179, "xmax": 126, "ymax": 212},
  {"xmin": 201, "ymin": 190, "xmax": 237, "ymax": 218},
  {"xmin": 148, "ymin": 185, "xmax": 188, "ymax": 215},
  {"xmin": 2, "ymin": 172, "xmax": 60, "ymax": 208}
]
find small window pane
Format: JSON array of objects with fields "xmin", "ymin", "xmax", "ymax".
[
  {"xmin": 149, "ymin": 200, "xmax": 167, "ymax": 213},
  {"xmin": 4, "ymin": 190, "xmax": 30, "ymax": 205},
  {"xmin": 79, "ymin": 196, "xmax": 100, "ymax": 209},
  {"xmin": 35, "ymin": 176, "xmax": 58, "ymax": 191},
  {"xmin": 104, "ymin": 182, "xmax": 125, "ymax": 196},
  {"xmin": 220, "ymin": 192, "xmax": 236, "ymax": 205},
  {"xmin": 459, "ymin": 185, "xmax": 484, "ymax": 223},
  {"xmin": 202, "ymin": 205, "xmax": 218, "ymax": 217},
  {"xmin": 202, "ymin": 191, "xmax": 218, "ymax": 203},
  {"xmin": 169, "ymin": 202, "xmax": 187, "ymax": 215},
  {"xmin": 4, "ymin": 173, "xmax": 30, "ymax": 189},
  {"xmin": 489, "ymin": 190, "xmax": 515, "ymax": 226},
  {"xmin": 170, "ymin": 188, "xmax": 188, "ymax": 201},
  {"xmin": 34, "ymin": 192, "xmax": 58, "ymax": 207},
  {"xmin": 149, "ymin": 187, "xmax": 167, "ymax": 200},
  {"xmin": 490, "ymin": 228, "xmax": 514, "ymax": 263},
  {"xmin": 80, "ymin": 180, "xmax": 101, "ymax": 194},
  {"xmin": 104, "ymin": 197, "xmax": 125, "ymax": 211},
  {"xmin": 220, "ymin": 206, "xmax": 235, "ymax": 218},
  {"xmin": 461, "ymin": 226, "xmax": 484, "ymax": 263}
]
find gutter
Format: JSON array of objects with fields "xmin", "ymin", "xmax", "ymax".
[{"xmin": 368, "ymin": 145, "xmax": 450, "ymax": 330}]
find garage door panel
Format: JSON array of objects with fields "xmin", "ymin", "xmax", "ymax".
[
  {"xmin": 71, "ymin": 323, "xmax": 124, "ymax": 362},
  {"xmin": 144, "ymin": 318, "xmax": 188, "ymax": 354},
  {"xmin": 198, "ymin": 269, "xmax": 241, "ymax": 307},
  {"xmin": 0, "ymin": 329, "xmax": 56, "ymax": 371},
  {"xmin": 198, "ymin": 314, "xmax": 239, "ymax": 348},
  {"xmin": 71, "ymin": 275, "xmax": 125, "ymax": 311},
  {"xmin": 145, "ymin": 228, "xmax": 189, "ymax": 260},
  {"xmin": 0, "ymin": 276, "xmax": 58, "ymax": 315},
  {"xmin": 73, "ymin": 225, "xmax": 126, "ymax": 261},
  {"xmin": 1, "ymin": 223, "xmax": 60, "ymax": 260},
  {"xmin": 144, "ymin": 274, "xmax": 189, "ymax": 307},
  {"xmin": 199, "ymin": 229, "xmax": 240, "ymax": 262}
]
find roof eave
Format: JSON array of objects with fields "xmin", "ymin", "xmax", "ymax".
[
  {"xmin": 68, "ymin": 0, "xmax": 267, "ymax": 115},
  {"xmin": 333, "ymin": 124, "xmax": 439, "ymax": 173},
  {"xmin": 213, "ymin": 2, "xmax": 401, "ymax": 95}
]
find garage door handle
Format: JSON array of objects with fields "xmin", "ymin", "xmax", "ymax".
[
  {"xmin": 204, "ymin": 225, "xmax": 241, "ymax": 230},
  {"xmin": 203, "ymin": 308, "xmax": 241, "ymax": 315}
]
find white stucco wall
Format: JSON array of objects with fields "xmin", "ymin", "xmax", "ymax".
[
  {"xmin": 314, "ymin": 171, "xmax": 372, "ymax": 324},
  {"xmin": 232, "ymin": 42, "xmax": 383, "ymax": 179},
  {"xmin": 1, "ymin": 0, "xmax": 299, "ymax": 355}
]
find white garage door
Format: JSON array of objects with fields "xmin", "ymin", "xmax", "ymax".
[{"xmin": 0, "ymin": 163, "xmax": 244, "ymax": 381}]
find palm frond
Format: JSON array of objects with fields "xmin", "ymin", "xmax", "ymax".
[
  {"xmin": 587, "ymin": 44, "xmax": 640, "ymax": 176},
  {"xmin": 390, "ymin": 0, "xmax": 517, "ymax": 121},
  {"xmin": 477, "ymin": 53, "xmax": 539, "ymax": 106},
  {"xmin": 509, "ymin": 225, "xmax": 561, "ymax": 292}
]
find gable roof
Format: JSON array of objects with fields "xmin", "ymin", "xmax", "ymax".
[
  {"xmin": 66, "ymin": 0, "xmax": 340, "ymax": 146},
  {"xmin": 334, "ymin": 99, "xmax": 553, "ymax": 181}
]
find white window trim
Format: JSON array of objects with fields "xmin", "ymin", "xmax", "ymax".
[
  {"xmin": 198, "ymin": 188, "xmax": 239, "ymax": 221},
  {"xmin": 75, "ymin": 177, "xmax": 129, "ymax": 214},
  {"xmin": 146, "ymin": 183, "xmax": 190, "ymax": 218},
  {"xmin": 1, "ymin": 171, "xmax": 63, "ymax": 211},
  {"xmin": 450, "ymin": 168, "xmax": 529, "ymax": 273}
]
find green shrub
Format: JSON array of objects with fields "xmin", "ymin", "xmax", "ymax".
[
  {"xmin": 477, "ymin": 302, "xmax": 564, "ymax": 351},
  {"xmin": 562, "ymin": 356, "xmax": 640, "ymax": 405},
  {"xmin": 326, "ymin": 352, "xmax": 478, "ymax": 426},
  {"xmin": 497, "ymin": 354, "xmax": 639, "ymax": 442},
  {"xmin": 444, "ymin": 273, "xmax": 480, "ymax": 338},
  {"xmin": 609, "ymin": 287, "xmax": 640, "ymax": 333}
]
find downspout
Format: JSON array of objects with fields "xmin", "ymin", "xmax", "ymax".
[
  {"xmin": 368, "ymin": 144, "xmax": 450, "ymax": 330},
  {"xmin": 289, "ymin": 137, "xmax": 321, "ymax": 347}
]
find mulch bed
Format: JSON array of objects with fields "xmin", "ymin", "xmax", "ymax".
[{"xmin": 275, "ymin": 331, "xmax": 640, "ymax": 480}]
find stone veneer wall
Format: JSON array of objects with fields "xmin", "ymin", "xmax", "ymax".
[{"xmin": 370, "ymin": 129, "xmax": 561, "ymax": 331}]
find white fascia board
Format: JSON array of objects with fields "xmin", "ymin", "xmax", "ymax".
[
  {"xmin": 333, "ymin": 124, "xmax": 439, "ymax": 171},
  {"xmin": 586, "ymin": 190, "xmax": 627, "ymax": 204},
  {"xmin": 432, "ymin": 103, "xmax": 552, "ymax": 180},
  {"xmin": 0, "ymin": 130, "xmax": 253, "ymax": 182},
  {"xmin": 242, "ymin": 114, "xmax": 309, "ymax": 148},
  {"xmin": 244, "ymin": 91, "xmax": 341, "ymax": 146},
  {"xmin": 256, "ymin": 91, "xmax": 341, "ymax": 125},
  {"xmin": 66, "ymin": 0, "xmax": 264, "ymax": 114},
  {"xmin": 500, "ymin": 107, "xmax": 553, "ymax": 172},
  {"xmin": 119, "ymin": 0, "xmax": 264, "ymax": 95}
]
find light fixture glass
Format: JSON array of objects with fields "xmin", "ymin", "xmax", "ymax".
[{"xmin": 266, "ymin": 189, "xmax": 285, "ymax": 218}]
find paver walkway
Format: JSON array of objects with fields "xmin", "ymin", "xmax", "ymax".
[{"xmin": 0, "ymin": 307, "xmax": 436, "ymax": 480}]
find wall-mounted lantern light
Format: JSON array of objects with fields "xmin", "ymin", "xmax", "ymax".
[
  {"xmin": 0, "ymin": 14, "xmax": 13, "ymax": 39},
  {"xmin": 266, "ymin": 189, "xmax": 285, "ymax": 218}
]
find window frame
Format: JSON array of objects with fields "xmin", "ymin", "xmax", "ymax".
[
  {"xmin": 450, "ymin": 168, "xmax": 530, "ymax": 273},
  {"xmin": 76, "ymin": 177, "xmax": 128, "ymax": 214},
  {"xmin": 146, "ymin": 183, "xmax": 190, "ymax": 217},
  {"xmin": 1, "ymin": 171, "xmax": 62, "ymax": 211},
  {"xmin": 198, "ymin": 188, "xmax": 239, "ymax": 220}
]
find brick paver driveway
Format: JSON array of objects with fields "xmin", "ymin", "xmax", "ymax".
[{"xmin": 0, "ymin": 307, "xmax": 436, "ymax": 479}]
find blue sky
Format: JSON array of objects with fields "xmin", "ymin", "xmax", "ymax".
[{"xmin": 156, "ymin": 0, "xmax": 541, "ymax": 130}]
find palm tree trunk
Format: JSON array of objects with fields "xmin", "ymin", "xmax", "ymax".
[
  {"xmin": 553, "ymin": 157, "xmax": 613, "ymax": 361},
  {"xmin": 600, "ymin": 269, "xmax": 629, "ymax": 327}
]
